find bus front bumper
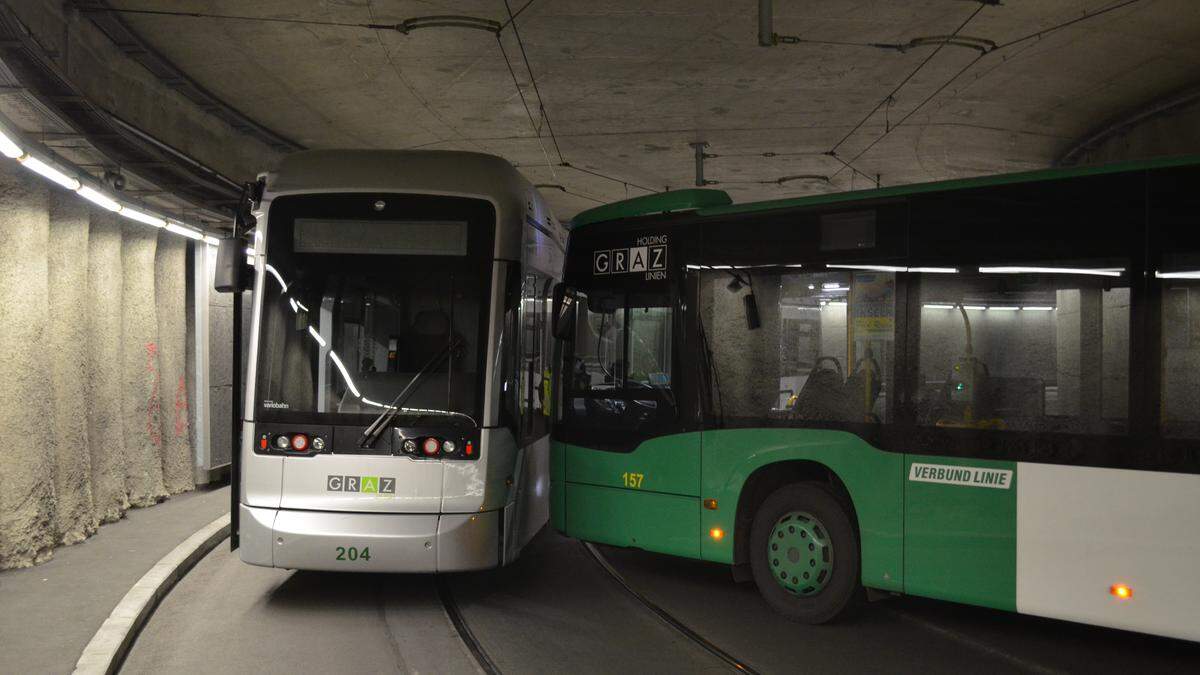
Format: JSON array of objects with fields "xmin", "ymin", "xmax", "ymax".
[{"xmin": 238, "ymin": 504, "xmax": 500, "ymax": 572}]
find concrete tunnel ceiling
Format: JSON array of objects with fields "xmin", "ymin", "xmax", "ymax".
[{"xmin": 94, "ymin": 0, "xmax": 1200, "ymax": 218}]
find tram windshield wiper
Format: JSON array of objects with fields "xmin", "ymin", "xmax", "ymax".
[{"xmin": 358, "ymin": 334, "xmax": 464, "ymax": 448}]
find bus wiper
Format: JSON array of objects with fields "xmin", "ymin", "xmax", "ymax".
[{"xmin": 358, "ymin": 334, "xmax": 464, "ymax": 448}]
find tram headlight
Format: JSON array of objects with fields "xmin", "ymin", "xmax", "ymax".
[
  {"xmin": 402, "ymin": 438, "xmax": 418, "ymax": 454},
  {"xmin": 274, "ymin": 434, "xmax": 291, "ymax": 450},
  {"xmin": 422, "ymin": 437, "xmax": 441, "ymax": 456},
  {"xmin": 442, "ymin": 440, "xmax": 457, "ymax": 455},
  {"xmin": 311, "ymin": 436, "xmax": 326, "ymax": 452}
]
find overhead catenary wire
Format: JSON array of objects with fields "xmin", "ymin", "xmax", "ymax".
[
  {"xmin": 97, "ymin": 1, "xmax": 660, "ymax": 200},
  {"xmin": 828, "ymin": 2, "xmax": 986, "ymax": 155},
  {"xmin": 502, "ymin": 0, "xmax": 564, "ymax": 164},
  {"xmin": 498, "ymin": 0, "xmax": 538, "ymax": 32},
  {"xmin": 497, "ymin": 30, "xmax": 558, "ymax": 180},
  {"xmin": 827, "ymin": 0, "xmax": 1148, "ymax": 178},
  {"xmin": 89, "ymin": 7, "xmax": 502, "ymax": 34}
]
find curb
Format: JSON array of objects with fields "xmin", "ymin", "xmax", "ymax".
[{"xmin": 73, "ymin": 513, "xmax": 232, "ymax": 675}]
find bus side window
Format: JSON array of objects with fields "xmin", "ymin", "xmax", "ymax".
[
  {"xmin": 698, "ymin": 268, "xmax": 894, "ymax": 425},
  {"xmin": 1160, "ymin": 282, "xmax": 1199, "ymax": 437},
  {"xmin": 914, "ymin": 270, "xmax": 1129, "ymax": 434}
]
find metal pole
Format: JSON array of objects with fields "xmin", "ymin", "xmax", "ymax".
[
  {"xmin": 690, "ymin": 142, "xmax": 709, "ymax": 187},
  {"xmin": 230, "ymin": 287, "xmax": 241, "ymax": 550},
  {"xmin": 758, "ymin": 0, "xmax": 774, "ymax": 47}
]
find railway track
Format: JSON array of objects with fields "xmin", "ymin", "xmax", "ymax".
[
  {"xmin": 437, "ymin": 576, "xmax": 502, "ymax": 675},
  {"xmin": 581, "ymin": 542, "xmax": 761, "ymax": 675}
]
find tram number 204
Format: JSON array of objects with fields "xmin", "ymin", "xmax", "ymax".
[
  {"xmin": 335, "ymin": 546, "xmax": 371, "ymax": 562},
  {"xmin": 621, "ymin": 472, "xmax": 645, "ymax": 489}
]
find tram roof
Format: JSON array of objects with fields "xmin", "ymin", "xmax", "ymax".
[
  {"xmin": 569, "ymin": 153, "xmax": 1200, "ymax": 229},
  {"xmin": 265, "ymin": 149, "xmax": 528, "ymax": 204}
]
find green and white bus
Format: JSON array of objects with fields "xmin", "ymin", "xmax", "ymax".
[{"xmin": 549, "ymin": 157, "xmax": 1200, "ymax": 642}]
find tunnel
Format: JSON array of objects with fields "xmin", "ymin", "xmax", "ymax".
[{"xmin": 1, "ymin": 2, "xmax": 1199, "ymax": 673}]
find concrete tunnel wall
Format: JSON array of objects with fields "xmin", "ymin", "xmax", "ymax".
[{"xmin": 0, "ymin": 161, "xmax": 199, "ymax": 569}]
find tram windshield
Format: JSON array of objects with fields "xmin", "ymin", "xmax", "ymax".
[{"xmin": 254, "ymin": 194, "xmax": 494, "ymax": 428}]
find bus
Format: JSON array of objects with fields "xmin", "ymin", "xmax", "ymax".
[
  {"xmin": 549, "ymin": 157, "xmax": 1200, "ymax": 642},
  {"xmin": 236, "ymin": 150, "xmax": 564, "ymax": 572}
]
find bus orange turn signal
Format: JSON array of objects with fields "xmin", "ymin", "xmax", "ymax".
[
  {"xmin": 1110, "ymin": 583, "xmax": 1133, "ymax": 600},
  {"xmin": 703, "ymin": 499, "xmax": 718, "ymax": 510},
  {"xmin": 709, "ymin": 527, "xmax": 725, "ymax": 541}
]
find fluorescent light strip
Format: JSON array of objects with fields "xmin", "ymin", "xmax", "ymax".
[
  {"xmin": 1022, "ymin": 306, "xmax": 1055, "ymax": 311},
  {"xmin": 361, "ymin": 398, "xmax": 393, "ymax": 409},
  {"xmin": 989, "ymin": 306, "xmax": 1020, "ymax": 311},
  {"xmin": 307, "ymin": 326, "xmax": 326, "ymax": 347},
  {"xmin": 828, "ymin": 264, "xmax": 907, "ymax": 273},
  {"xmin": 1156, "ymin": 270, "xmax": 1200, "ymax": 279},
  {"xmin": 77, "ymin": 185, "xmax": 122, "ymax": 212},
  {"xmin": 120, "ymin": 207, "xmax": 166, "ymax": 228},
  {"xmin": 0, "ymin": 134, "xmax": 225, "ymax": 245},
  {"xmin": 979, "ymin": 266, "xmax": 1124, "ymax": 277},
  {"xmin": 295, "ymin": 300, "xmax": 310, "ymax": 312},
  {"xmin": 828, "ymin": 264, "xmax": 959, "ymax": 274},
  {"xmin": 289, "ymin": 298, "xmax": 299, "ymax": 313},
  {"xmin": 923, "ymin": 304, "xmax": 956, "ymax": 309},
  {"xmin": 908, "ymin": 267, "xmax": 959, "ymax": 274},
  {"xmin": 19, "ymin": 156, "xmax": 81, "ymax": 190},
  {"xmin": 827, "ymin": 301, "xmax": 847, "ymax": 307},
  {"xmin": 165, "ymin": 221, "xmax": 204, "ymax": 241},
  {"xmin": 328, "ymin": 351, "xmax": 361, "ymax": 398},
  {"xmin": 962, "ymin": 305, "xmax": 987, "ymax": 311},
  {"xmin": 0, "ymin": 130, "xmax": 22, "ymax": 159},
  {"xmin": 204, "ymin": 235, "xmax": 221, "ymax": 246}
]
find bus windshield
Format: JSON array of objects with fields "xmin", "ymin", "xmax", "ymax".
[{"xmin": 254, "ymin": 194, "xmax": 494, "ymax": 428}]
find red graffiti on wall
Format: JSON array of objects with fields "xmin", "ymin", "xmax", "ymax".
[
  {"xmin": 174, "ymin": 375, "xmax": 189, "ymax": 438},
  {"xmin": 145, "ymin": 342, "xmax": 162, "ymax": 448}
]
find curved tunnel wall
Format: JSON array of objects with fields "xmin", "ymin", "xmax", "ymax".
[{"xmin": 0, "ymin": 161, "xmax": 200, "ymax": 569}]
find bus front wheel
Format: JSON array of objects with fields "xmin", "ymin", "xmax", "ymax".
[{"xmin": 749, "ymin": 482, "xmax": 864, "ymax": 623}]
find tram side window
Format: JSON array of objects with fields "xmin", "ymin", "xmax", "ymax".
[
  {"xmin": 915, "ymin": 271, "xmax": 1129, "ymax": 434},
  {"xmin": 519, "ymin": 272, "xmax": 553, "ymax": 439},
  {"xmin": 699, "ymin": 269, "xmax": 895, "ymax": 425},
  {"xmin": 1162, "ymin": 281, "xmax": 1200, "ymax": 437}
]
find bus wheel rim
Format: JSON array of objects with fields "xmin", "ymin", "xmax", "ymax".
[{"xmin": 767, "ymin": 510, "xmax": 833, "ymax": 596}]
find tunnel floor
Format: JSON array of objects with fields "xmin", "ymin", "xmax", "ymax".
[{"xmin": 123, "ymin": 529, "xmax": 1200, "ymax": 674}]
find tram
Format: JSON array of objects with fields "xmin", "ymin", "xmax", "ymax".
[{"xmin": 236, "ymin": 150, "xmax": 564, "ymax": 572}]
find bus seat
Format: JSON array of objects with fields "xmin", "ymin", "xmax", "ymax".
[{"xmin": 790, "ymin": 357, "xmax": 848, "ymax": 422}]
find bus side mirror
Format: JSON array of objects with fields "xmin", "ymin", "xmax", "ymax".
[
  {"xmin": 214, "ymin": 237, "xmax": 250, "ymax": 294},
  {"xmin": 552, "ymin": 282, "xmax": 576, "ymax": 341}
]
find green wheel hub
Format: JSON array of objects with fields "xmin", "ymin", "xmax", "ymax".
[{"xmin": 767, "ymin": 511, "xmax": 833, "ymax": 596}]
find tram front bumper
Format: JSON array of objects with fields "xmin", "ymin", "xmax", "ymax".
[{"xmin": 238, "ymin": 504, "xmax": 500, "ymax": 572}]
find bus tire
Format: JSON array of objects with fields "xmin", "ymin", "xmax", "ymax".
[{"xmin": 749, "ymin": 481, "xmax": 864, "ymax": 623}]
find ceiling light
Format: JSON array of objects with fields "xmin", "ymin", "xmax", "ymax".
[
  {"xmin": 908, "ymin": 267, "xmax": 959, "ymax": 274},
  {"xmin": 1156, "ymin": 270, "xmax": 1200, "ymax": 279},
  {"xmin": 77, "ymin": 185, "xmax": 121, "ymax": 212},
  {"xmin": 828, "ymin": 264, "xmax": 907, "ymax": 272},
  {"xmin": 165, "ymin": 221, "xmax": 204, "ymax": 240},
  {"xmin": 120, "ymin": 207, "xmax": 166, "ymax": 228},
  {"xmin": 0, "ymin": 129, "xmax": 22, "ymax": 158},
  {"xmin": 19, "ymin": 156, "xmax": 81, "ymax": 190},
  {"xmin": 979, "ymin": 266, "xmax": 1123, "ymax": 277}
]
